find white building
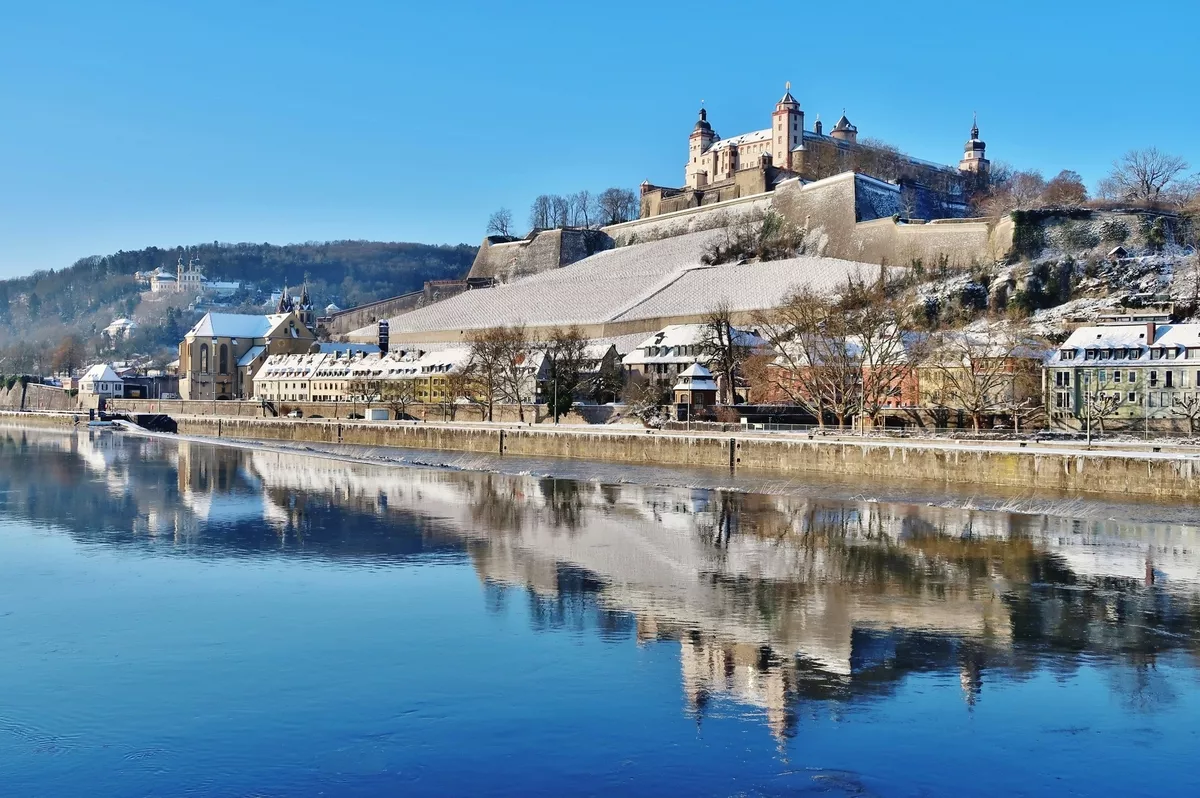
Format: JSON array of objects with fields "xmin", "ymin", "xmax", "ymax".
[
  {"xmin": 622, "ymin": 324, "xmax": 769, "ymax": 388},
  {"xmin": 102, "ymin": 318, "xmax": 138, "ymax": 340},
  {"xmin": 79, "ymin": 364, "xmax": 124, "ymax": 398},
  {"xmin": 149, "ymin": 257, "xmax": 241, "ymax": 297}
]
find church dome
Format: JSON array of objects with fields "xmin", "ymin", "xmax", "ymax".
[
  {"xmin": 833, "ymin": 113, "xmax": 856, "ymax": 132},
  {"xmin": 692, "ymin": 108, "xmax": 713, "ymax": 134}
]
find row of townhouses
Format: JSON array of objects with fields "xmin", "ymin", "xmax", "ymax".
[{"xmin": 78, "ymin": 307, "xmax": 1200, "ymax": 432}]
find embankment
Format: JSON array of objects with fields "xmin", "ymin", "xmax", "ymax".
[{"xmin": 165, "ymin": 415, "xmax": 1200, "ymax": 501}]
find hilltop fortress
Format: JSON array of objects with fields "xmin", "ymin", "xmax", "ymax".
[
  {"xmin": 642, "ymin": 83, "xmax": 990, "ymax": 219},
  {"xmin": 338, "ymin": 86, "xmax": 1015, "ymax": 343}
]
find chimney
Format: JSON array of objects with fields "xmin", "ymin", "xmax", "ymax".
[
  {"xmin": 1146, "ymin": 321, "xmax": 1156, "ymax": 344},
  {"xmin": 377, "ymin": 319, "xmax": 390, "ymax": 353}
]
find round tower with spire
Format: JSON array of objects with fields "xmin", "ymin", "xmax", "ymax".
[
  {"xmin": 958, "ymin": 113, "xmax": 989, "ymax": 177},
  {"xmin": 829, "ymin": 110, "xmax": 858, "ymax": 144}
]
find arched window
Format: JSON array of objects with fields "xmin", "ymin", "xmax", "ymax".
[
  {"xmin": 200, "ymin": 344, "xmax": 209, "ymax": 374},
  {"xmin": 219, "ymin": 344, "xmax": 229, "ymax": 375}
]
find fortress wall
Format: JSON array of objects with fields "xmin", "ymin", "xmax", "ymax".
[
  {"xmin": 603, "ymin": 193, "xmax": 774, "ymax": 245},
  {"xmin": 325, "ymin": 291, "xmax": 425, "ymax": 335},
  {"xmin": 772, "ymin": 174, "xmax": 1013, "ymax": 267},
  {"xmin": 468, "ymin": 229, "xmax": 613, "ymax": 283}
]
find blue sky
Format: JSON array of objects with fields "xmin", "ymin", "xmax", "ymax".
[{"xmin": 0, "ymin": 0, "xmax": 1196, "ymax": 278}]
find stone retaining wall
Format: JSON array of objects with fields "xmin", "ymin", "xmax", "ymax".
[{"xmin": 169, "ymin": 416, "xmax": 1200, "ymax": 501}]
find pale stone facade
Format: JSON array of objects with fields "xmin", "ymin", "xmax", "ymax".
[
  {"xmin": 643, "ymin": 84, "xmax": 989, "ymax": 220},
  {"xmin": 178, "ymin": 311, "xmax": 315, "ymax": 400}
]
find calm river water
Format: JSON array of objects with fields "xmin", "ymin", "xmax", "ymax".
[{"xmin": 2, "ymin": 427, "xmax": 1199, "ymax": 796}]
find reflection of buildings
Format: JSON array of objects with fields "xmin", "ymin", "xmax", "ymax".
[{"xmin": 5, "ymin": 429, "xmax": 1200, "ymax": 745}]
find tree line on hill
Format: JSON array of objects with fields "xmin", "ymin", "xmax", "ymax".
[
  {"xmin": 978, "ymin": 147, "xmax": 1200, "ymax": 218},
  {"xmin": 486, "ymin": 187, "xmax": 640, "ymax": 238},
  {"xmin": 0, "ymin": 239, "xmax": 477, "ymax": 370}
]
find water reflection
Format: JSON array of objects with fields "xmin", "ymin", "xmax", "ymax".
[{"xmin": 2, "ymin": 428, "xmax": 1199, "ymax": 745}]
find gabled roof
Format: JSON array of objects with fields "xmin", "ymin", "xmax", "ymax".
[
  {"xmin": 237, "ymin": 345, "xmax": 266, "ymax": 367},
  {"xmin": 82, "ymin": 364, "xmax": 122, "ymax": 383},
  {"xmin": 188, "ymin": 312, "xmax": 278, "ymax": 339},
  {"xmin": 674, "ymin": 362, "xmax": 718, "ymax": 392}
]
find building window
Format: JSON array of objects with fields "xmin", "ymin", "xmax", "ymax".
[
  {"xmin": 1114, "ymin": 371, "xmax": 1122, "ymax": 383},
  {"xmin": 219, "ymin": 344, "xmax": 229, "ymax": 375},
  {"xmin": 1150, "ymin": 370, "xmax": 1158, "ymax": 386},
  {"xmin": 1167, "ymin": 371, "xmax": 1175, "ymax": 388},
  {"xmin": 1129, "ymin": 371, "xmax": 1137, "ymax": 383},
  {"xmin": 200, "ymin": 344, "xmax": 209, "ymax": 374},
  {"xmin": 1128, "ymin": 392, "xmax": 1136, "ymax": 403}
]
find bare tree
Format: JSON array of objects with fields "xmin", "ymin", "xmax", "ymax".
[
  {"xmin": 441, "ymin": 363, "xmax": 481, "ymax": 422},
  {"xmin": 471, "ymin": 325, "xmax": 532, "ymax": 422},
  {"xmin": 536, "ymin": 325, "xmax": 588, "ymax": 421},
  {"xmin": 1172, "ymin": 393, "xmax": 1200, "ymax": 435},
  {"xmin": 700, "ymin": 302, "xmax": 754, "ymax": 405},
  {"xmin": 846, "ymin": 295, "xmax": 920, "ymax": 426},
  {"xmin": 1098, "ymin": 148, "xmax": 1190, "ymax": 204},
  {"xmin": 486, "ymin": 208, "xmax": 514, "ymax": 237},
  {"xmin": 752, "ymin": 287, "xmax": 860, "ymax": 428},
  {"xmin": 1082, "ymin": 377, "xmax": 1123, "ymax": 438},
  {"xmin": 569, "ymin": 190, "xmax": 593, "ymax": 228},
  {"xmin": 529, "ymin": 195, "xmax": 552, "ymax": 230},
  {"xmin": 51, "ymin": 334, "xmax": 86, "ymax": 377},
  {"xmin": 467, "ymin": 329, "xmax": 507, "ymax": 422},
  {"xmin": 595, "ymin": 187, "xmax": 638, "ymax": 225},
  {"xmin": 495, "ymin": 324, "xmax": 532, "ymax": 422},
  {"xmin": 346, "ymin": 376, "xmax": 384, "ymax": 412},
  {"xmin": 549, "ymin": 195, "xmax": 570, "ymax": 228},
  {"xmin": 1041, "ymin": 170, "xmax": 1088, "ymax": 208},
  {"xmin": 983, "ymin": 169, "xmax": 1047, "ymax": 214},
  {"xmin": 926, "ymin": 329, "xmax": 1039, "ymax": 432},
  {"xmin": 381, "ymin": 379, "xmax": 419, "ymax": 420}
]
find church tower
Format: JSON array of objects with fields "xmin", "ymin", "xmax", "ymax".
[
  {"xmin": 771, "ymin": 82, "xmax": 804, "ymax": 170},
  {"xmin": 686, "ymin": 107, "xmax": 716, "ymax": 189},
  {"xmin": 297, "ymin": 282, "xmax": 315, "ymax": 332},
  {"xmin": 959, "ymin": 114, "xmax": 989, "ymax": 177}
]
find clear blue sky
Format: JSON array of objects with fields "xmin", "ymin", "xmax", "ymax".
[{"xmin": 1, "ymin": 0, "xmax": 1196, "ymax": 278}]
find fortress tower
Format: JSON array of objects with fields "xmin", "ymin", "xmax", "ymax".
[
  {"xmin": 958, "ymin": 114, "xmax": 989, "ymax": 177},
  {"xmin": 686, "ymin": 107, "xmax": 716, "ymax": 188},
  {"xmin": 771, "ymin": 83, "xmax": 803, "ymax": 171}
]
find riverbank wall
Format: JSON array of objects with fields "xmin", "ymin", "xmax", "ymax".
[
  {"xmin": 5, "ymin": 412, "xmax": 1198, "ymax": 500},
  {"xmin": 161, "ymin": 415, "xmax": 1200, "ymax": 501}
]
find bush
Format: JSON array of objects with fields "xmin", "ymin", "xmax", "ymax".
[
  {"xmin": 1055, "ymin": 221, "xmax": 1100, "ymax": 251},
  {"xmin": 960, "ymin": 282, "xmax": 988, "ymax": 311},
  {"xmin": 1099, "ymin": 218, "xmax": 1130, "ymax": 243}
]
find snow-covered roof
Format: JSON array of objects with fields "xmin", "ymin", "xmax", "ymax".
[
  {"xmin": 623, "ymin": 324, "xmax": 769, "ymax": 366},
  {"xmin": 356, "ymin": 228, "xmax": 888, "ymax": 341},
  {"xmin": 710, "ymin": 129, "xmax": 772, "ymax": 152},
  {"xmin": 187, "ymin": 312, "xmax": 293, "ymax": 339},
  {"xmin": 237, "ymin": 345, "xmax": 266, "ymax": 367},
  {"xmin": 1049, "ymin": 323, "xmax": 1200, "ymax": 366},
  {"xmin": 674, "ymin": 363, "xmax": 718, "ymax": 392},
  {"xmin": 81, "ymin": 364, "xmax": 122, "ymax": 383},
  {"xmin": 313, "ymin": 342, "xmax": 380, "ymax": 356}
]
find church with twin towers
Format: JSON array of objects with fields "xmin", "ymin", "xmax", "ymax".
[{"xmin": 639, "ymin": 83, "xmax": 989, "ymax": 219}]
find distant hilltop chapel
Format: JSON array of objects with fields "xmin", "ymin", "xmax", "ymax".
[{"xmin": 639, "ymin": 83, "xmax": 990, "ymax": 219}]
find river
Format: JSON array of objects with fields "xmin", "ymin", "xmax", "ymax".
[{"xmin": 1, "ymin": 427, "xmax": 1198, "ymax": 796}]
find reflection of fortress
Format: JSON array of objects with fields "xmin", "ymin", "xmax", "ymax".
[{"xmin": 5, "ymin": 431, "xmax": 1199, "ymax": 744}]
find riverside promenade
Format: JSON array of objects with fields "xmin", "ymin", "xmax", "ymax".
[{"xmin": 7, "ymin": 410, "xmax": 1200, "ymax": 501}]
